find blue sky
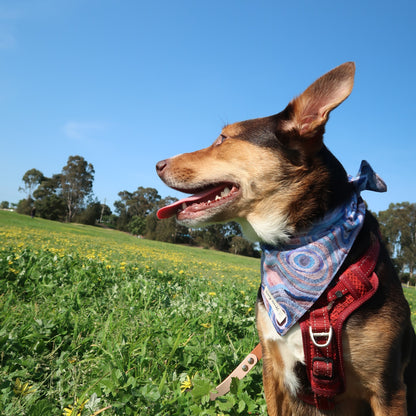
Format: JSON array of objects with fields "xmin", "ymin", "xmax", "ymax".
[{"xmin": 1, "ymin": 0, "xmax": 415, "ymax": 214}]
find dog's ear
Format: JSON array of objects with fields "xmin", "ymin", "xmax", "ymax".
[{"xmin": 282, "ymin": 62, "xmax": 355, "ymax": 154}]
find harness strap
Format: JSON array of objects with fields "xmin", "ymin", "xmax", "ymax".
[{"xmin": 299, "ymin": 236, "xmax": 380, "ymax": 409}]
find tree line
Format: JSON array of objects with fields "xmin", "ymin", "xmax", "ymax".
[
  {"xmin": 3, "ymin": 155, "xmax": 416, "ymax": 273},
  {"xmin": 5, "ymin": 155, "xmax": 259, "ymax": 258},
  {"xmin": 375, "ymin": 203, "xmax": 416, "ymax": 286}
]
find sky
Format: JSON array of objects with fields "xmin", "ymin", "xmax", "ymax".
[{"xmin": 1, "ymin": 0, "xmax": 415, "ymax": 215}]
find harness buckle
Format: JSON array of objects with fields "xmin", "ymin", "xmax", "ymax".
[{"xmin": 309, "ymin": 325, "xmax": 333, "ymax": 348}]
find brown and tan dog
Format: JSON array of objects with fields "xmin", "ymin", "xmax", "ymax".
[{"xmin": 156, "ymin": 62, "xmax": 416, "ymax": 415}]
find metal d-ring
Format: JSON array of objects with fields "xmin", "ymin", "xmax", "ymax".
[{"xmin": 309, "ymin": 325, "xmax": 333, "ymax": 348}]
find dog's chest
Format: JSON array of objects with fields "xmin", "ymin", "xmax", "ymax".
[{"xmin": 257, "ymin": 303, "xmax": 304, "ymax": 395}]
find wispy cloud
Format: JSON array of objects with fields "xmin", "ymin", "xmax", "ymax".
[
  {"xmin": 63, "ymin": 121, "xmax": 106, "ymax": 141},
  {"xmin": 0, "ymin": 32, "xmax": 16, "ymax": 49}
]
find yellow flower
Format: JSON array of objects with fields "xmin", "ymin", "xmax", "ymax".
[
  {"xmin": 200, "ymin": 323, "xmax": 211, "ymax": 328},
  {"xmin": 208, "ymin": 292, "xmax": 216, "ymax": 296},
  {"xmin": 180, "ymin": 375, "xmax": 193, "ymax": 393},
  {"xmin": 62, "ymin": 397, "xmax": 88, "ymax": 416},
  {"xmin": 13, "ymin": 378, "xmax": 36, "ymax": 396}
]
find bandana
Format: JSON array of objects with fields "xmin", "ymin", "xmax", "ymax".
[{"xmin": 260, "ymin": 160, "xmax": 386, "ymax": 336}]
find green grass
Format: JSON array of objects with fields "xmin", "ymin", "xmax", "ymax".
[
  {"xmin": 1, "ymin": 210, "xmax": 415, "ymax": 415},
  {"xmin": 403, "ymin": 286, "xmax": 416, "ymax": 328},
  {"xmin": 0, "ymin": 211, "xmax": 265, "ymax": 415}
]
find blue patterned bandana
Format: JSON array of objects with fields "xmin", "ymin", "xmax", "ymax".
[{"xmin": 260, "ymin": 161, "xmax": 386, "ymax": 336}]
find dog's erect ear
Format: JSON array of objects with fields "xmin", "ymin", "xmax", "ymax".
[{"xmin": 283, "ymin": 62, "xmax": 355, "ymax": 148}]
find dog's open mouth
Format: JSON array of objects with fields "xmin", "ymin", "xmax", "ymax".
[{"xmin": 157, "ymin": 183, "xmax": 240, "ymax": 220}]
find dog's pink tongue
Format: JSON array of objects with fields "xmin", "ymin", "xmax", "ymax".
[{"xmin": 157, "ymin": 185, "xmax": 225, "ymax": 219}]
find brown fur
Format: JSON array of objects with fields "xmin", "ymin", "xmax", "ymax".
[{"xmin": 156, "ymin": 62, "xmax": 416, "ymax": 415}]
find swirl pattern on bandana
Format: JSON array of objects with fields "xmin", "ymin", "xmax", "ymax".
[{"xmin": 260, "ymin": 161, "xmax": 386, "ymax": 336}]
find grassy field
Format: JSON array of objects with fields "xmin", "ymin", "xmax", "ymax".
[
  {"xmin": 0, "ymin": 211, "xmax": 265, "ymax": 415},
  {"xmin": 1, "ymin": 210, "xmax": 415, "ymax": 415}
]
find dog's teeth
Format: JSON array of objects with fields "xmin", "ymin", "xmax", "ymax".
[
  {"xmin": 182, "ymin": 203, "xmax": 187, "ymax": 210},
  {"xmin": 221, "ymin": 187, "xmax": 231, "ymax": 197},
  {"xmin": 215, "ymin": 195, "xmax": 221, "ymax": 201}
]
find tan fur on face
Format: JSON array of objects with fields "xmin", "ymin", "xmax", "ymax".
[{"xmin": 160, "ymin": 129, "xmax": 331, "ymax": 244}]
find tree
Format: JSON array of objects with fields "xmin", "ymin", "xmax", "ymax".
[
  {"xmin": 0, "ymin": 201, "xmax": 9, "ymax": 209},
  {"xmin": 19, "ymin": 168, "xmax": 44, "ymax": 200},
  {"xmin": 99, "ymin": 203, "xmax": 112, "ymax": 223},
  {"xmin": 192, "ymin": 222, "xmax": 243, "ymax": 252},
  {"xmin": 145, "ymin": 196, "xmax": 190, "ymax": 243},
  {"xmin": 33, "ymin": 174, "xmax": 66, "ymax": 221},
  {"xmin": 61, "ymin": 156, "xmax": 95, "ymax": 222},
  {"xmin": 114, "ymin": 187, "xmax": 161, "ymax": 231},
  {"xmin": 128, "ymin": 216, "xmax": 146, "ymax": 236},
  {"xmin": 74, "ymin": 201, "xmax": 102, "ymax": 225},
  {"xmin": 230, "ymin": 235, "xmax": 259, "ymax": 257},
  {"xmin": 16, "ymin": 197, "xmax": 34, "ymax": 215},
  {"xmin": 377, "ymin": 202, "xmax": 416, "ymax": 282}
]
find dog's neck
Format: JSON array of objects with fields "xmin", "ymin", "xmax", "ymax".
[
  {"xmin": 259, "ymin": 161, "xmax": 386, "ymax": 335},
  {"xmin": 260, "ymin": 191, "xmax": 367, "ymax": 335},
  {"xmin": 239, "ymin": 159, "xmax": 386, "ymax": 246}
]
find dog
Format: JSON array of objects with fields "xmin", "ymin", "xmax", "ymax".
[{"xmin": 155, "ymin": 62, "xmax": 416, "ymax": 415}]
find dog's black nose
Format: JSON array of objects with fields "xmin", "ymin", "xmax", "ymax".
[{"xmin": 156, "ymin": 159, "xmax": 168, "ymax": 175}]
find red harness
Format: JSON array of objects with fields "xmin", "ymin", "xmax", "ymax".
[
  {"xmin": 298, "ymin": 236, "xmax": 380, "ymax": 409},
  {"xmin": 211, "ymin": 237, "xmax": 381, "ymax": 408}
]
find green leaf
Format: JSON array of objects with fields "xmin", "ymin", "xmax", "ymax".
[
  {"xmin": 140, "ymin": 384, "xmax": 161, "ymax": 402},
  {"xmin": 216, "ymin": 396, "xmax": 235, "ymax": 411},
  {"xmin": 238, "ymin": 398, "xmax": 246, "ymax": 413},
  {"xmin": 190, "ymin": 379, "xmax": 212, "ymax": 401}
]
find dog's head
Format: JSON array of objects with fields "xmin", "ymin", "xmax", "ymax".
[{"xmin": 156, "ymin": 62, "xmax": 356, "ymax": 244}]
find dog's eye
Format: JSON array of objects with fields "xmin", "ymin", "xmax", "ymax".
[{"xmin": 214, "ymin": 134, "xmax": 227, "ymax": 146}]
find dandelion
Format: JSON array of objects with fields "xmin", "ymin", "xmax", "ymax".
[
  {"xmin": 62, "ymin": 397, "xmax": 89, "ymax": 416},
  {"xmin": 208, "ymin": 292, "xmax": 216, "ymax": 296},
  {"xmin": 13, "ymin": 378, "xmax": 36, "ymax": 396},
  {"xmin": 180, "ymin": 375, "xmax": 193, "ymax": 393},
  {"xmin": 200, "ymin": 323, "xmax": 212, "ymax": 328}
]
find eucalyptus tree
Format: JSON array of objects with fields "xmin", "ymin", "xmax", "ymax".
[
  {"xmin": 377, "ymin": 202, "xmax": 416, "ymax": 281},
  {"xmin": 61, "ymin": 155, "xmax": 95, "ymax": 222}
]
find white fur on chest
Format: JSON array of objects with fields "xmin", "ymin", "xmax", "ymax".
[{"xmin": 257, "ymin": 303, "xmax": 305, "ymax": 395}]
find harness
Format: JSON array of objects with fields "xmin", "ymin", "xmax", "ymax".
[
  {"xmin": 210, "ymin": 237, "xmax": 380, "ymax": 406},
  {"xmin": 298, "ymin": 235, "xmax": 380, "ymax": 409}
]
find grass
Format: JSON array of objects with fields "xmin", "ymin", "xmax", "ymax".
[
  {"xmin": 0, "ymin": 211, "xmax": 265, "ymax": 415},
  {"xmin": 403, "ymin": 286, "xmax": 416, "ymax": 328},
  {"xmin": 1, "ymin": 210, "xmax": 415, "ymax": 415}
]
